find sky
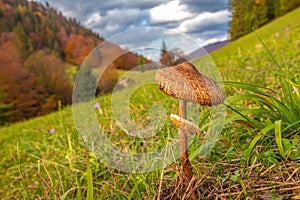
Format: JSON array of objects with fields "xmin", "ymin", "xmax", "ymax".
[{"xmin": 32, "ymin": 0, "xmax": 230, "ymax": 61}]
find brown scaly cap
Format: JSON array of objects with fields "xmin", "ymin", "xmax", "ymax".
[{"xmin": 155, "ymin": 61, "xmax": 225, "ymax": 106}]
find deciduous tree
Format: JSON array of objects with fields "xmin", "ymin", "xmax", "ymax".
[{"xmin": 24, "ymin": 50, "xmax": 72, "ymax": 114}]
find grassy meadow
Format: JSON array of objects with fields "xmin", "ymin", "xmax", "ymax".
[{"xmin": 1, "ymin": 7, "xmax": 300, "ymax": 199}]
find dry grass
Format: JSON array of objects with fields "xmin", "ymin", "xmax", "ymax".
[{"xmin": 156, "ymin": 160, "xmax": 300, "ymax": 199}]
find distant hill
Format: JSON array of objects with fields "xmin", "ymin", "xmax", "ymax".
[
  {"xmin": 187, "ymin": 40, "xmax": 230, "ymax": 59},
  {"xmin": 0, "ymin": 0, "xmax": 146, "ymax": 124},
  {"xmin": 203, "ymin": 40, "xmax": 230, "ymax": 53}
]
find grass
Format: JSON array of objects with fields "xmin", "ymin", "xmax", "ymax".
[{"xmin": 1, "ymin": 8, "xmax": 300, "ymax": 199}]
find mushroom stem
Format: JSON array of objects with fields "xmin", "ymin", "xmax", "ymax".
[
  {"xmin": 179, "ymin": 100, "xmax": 186, "ymax": 118},
  {"xmin": 178, "ymin": 100, "xmax": 193, "ymax": 182}
]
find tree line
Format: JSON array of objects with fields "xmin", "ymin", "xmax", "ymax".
[
  {"xmin": 0, "ymin": 0, "xmax": 147, "ymax": 125},
  {"xmin": 229, "ymin": 0, "xmax": 300, "ymax": 40}
]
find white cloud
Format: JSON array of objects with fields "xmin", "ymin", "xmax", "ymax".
[
  {"xmin": 106, "ymin": 8, "xmax": 141, "ymax": 23},
  {"xmin": 150, "ymin": 0, "xmax": 193, "ymax": 23},
  {"xmin": 106, "ymin": 23, "xmax": 120, "ymax": 32},
  {"xmin": 34, "ymin": 0, "xmax": 230, "ymax": 60},
  {"xmin": 84, "ymin": 12, "xmax": 102, "ymax": 27},
  {"xmin": 177, "ymin": 10, "xmax": 229, "ymax": 33},
  {"xmin": 83, "ymin": 8, "xmax": 144, "ymax": 37}
]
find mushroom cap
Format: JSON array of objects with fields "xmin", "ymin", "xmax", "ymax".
[{"xmin": 155, "ymin": 61, "xmax": 225, "ymax": 106}]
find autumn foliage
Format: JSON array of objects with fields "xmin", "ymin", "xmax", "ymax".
[
  {"xmin": 0, "ymin": 33, "xmax": 39, "ymax": 121},
  {"xmin": 0, "ymin": 0, "xmax": 147, "ymax": 124}
]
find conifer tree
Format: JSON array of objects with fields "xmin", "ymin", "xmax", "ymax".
[
  {"xmin": 138, "ymin": 55, "xmax": 145, "ymax": 72},
  {"xmin": 74, "ymin": 64, "xmax": 97, "ymax": 102},
  {"xmin": 0, "ymin": 88, "xmax": 14, "ymax": 125},
  {"xmin": 13, "ymin": 23, "xmax": 31, "ymax": 61},
  {"xmin": 229, "ymin": 0, "xmax": 300, "ymax": 40},
  {"xmin": 160, "ymin": 40, "xmax": 175, "ymax": 66}
]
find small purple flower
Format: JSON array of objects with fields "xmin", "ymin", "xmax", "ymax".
[
  {"xmin": 49, "ymin": 128, "xmax": 55, "ymax": 134},
  {"xmin": 94, "ymin": 102, "xmax": 100, "ymax": 109},
  {"xmin": 94, "ymin": 102, "xmax": 103, "ymax": 114}
]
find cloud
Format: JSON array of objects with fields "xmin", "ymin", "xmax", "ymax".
[
  {"xmin": 99, "ymin": 27, "xmax": 202, "ymax": 62},
  {"xmin": 83, "ymin": 8, "xmax": 147, "ymax": 37},
  {"xmin": 177, "ymin": 10, "xmax": 230, "ymax": 33},
  {"xmin": 98, "ymin": 0, "xmax": 166, "ymax": 11},
  {"xmin": 150, "ymin": 0, "xmax": 193, "ymax": 24},
  {"xmin": 184, "ymin": 0, "xmax": 228, "ymax": 13},
  {"xmin": 33, "ymin": 0, "xmax": 231, "ymax": 61},
  {"xmin": 84, "ymin": 12, "xmax": 102, "ymax": 27}
]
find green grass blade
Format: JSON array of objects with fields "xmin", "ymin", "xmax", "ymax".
[
  {"xmin": 85, "ymin": 150, "xmax": 93, "ymax": 200},
  {"xmin": 76, "ymin": 178, "xmax": 83, "ymax": 200},
  {"xmin": 282, "ymin": 120, "xmax": 300, "ymax": 134},
  {"xmin": 128, "ymin": 176, "xmax": 142, "ymax": 200},
  {"xmin": 224, "ymin": 81, "xmax": 275, "ymax": 95},
  {"xmin": 225, "ymin": 81, "xmax": 297, "ymax": 124},
  {"xmin": 238, "ymin": 178, "xmax": 247, "ymax": 196},
  {"xmin": 226, "ymin": 93, "xmax": 267, "ymax": 103},
  {"xmin": 17, "ymin": 142, "xmax": 28, "ymax": 200},
  {"xmin": 224, "ymin": 103, "xmax": 262, "ymax": 129},
  {"xmin": 61, "ymin": 187, "xmax": 82, "ymax": 200},
  {"xmin": 225, "ymin": 108, "xmax": 265, "ymax": 126},
  {"xmin": 274, "ymin": 120, "xmax": 284, "ymax": 158},
  {"xmin": 243, "ymin": 123, "xmax": 275, "ymax": 164},
  {"xmin": 243, "ymin": 134, "xmax": 262, "ymax": 165}
]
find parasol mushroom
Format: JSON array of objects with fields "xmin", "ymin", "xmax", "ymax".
[{"xmin": 155, "ymin": 61, "xmax": 225, "ymax": 182}]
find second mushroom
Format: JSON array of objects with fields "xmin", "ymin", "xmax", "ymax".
[{"xmin": 155, "ymin": 61, "xmax": 225, "ymax": 182}]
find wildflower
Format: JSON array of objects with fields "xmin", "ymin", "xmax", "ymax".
[
  {"xmin": 49, "ymin": 128, "xmax": 55, "ymax": 134},
  {"xmin": 94, "ymin": 102, "xmax": 100, "ymax": 109},
  {"xmin": 94, "ymin": 102, "xmax": 103, "ymax": 114}
]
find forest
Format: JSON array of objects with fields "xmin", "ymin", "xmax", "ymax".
[
  {"xmin": 229, "ymin": 0, "xmax": 300, "ymax": 40},
  {"xmin": 0, "ymin": 0, "xmax": 146, "ymax": 124}
]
